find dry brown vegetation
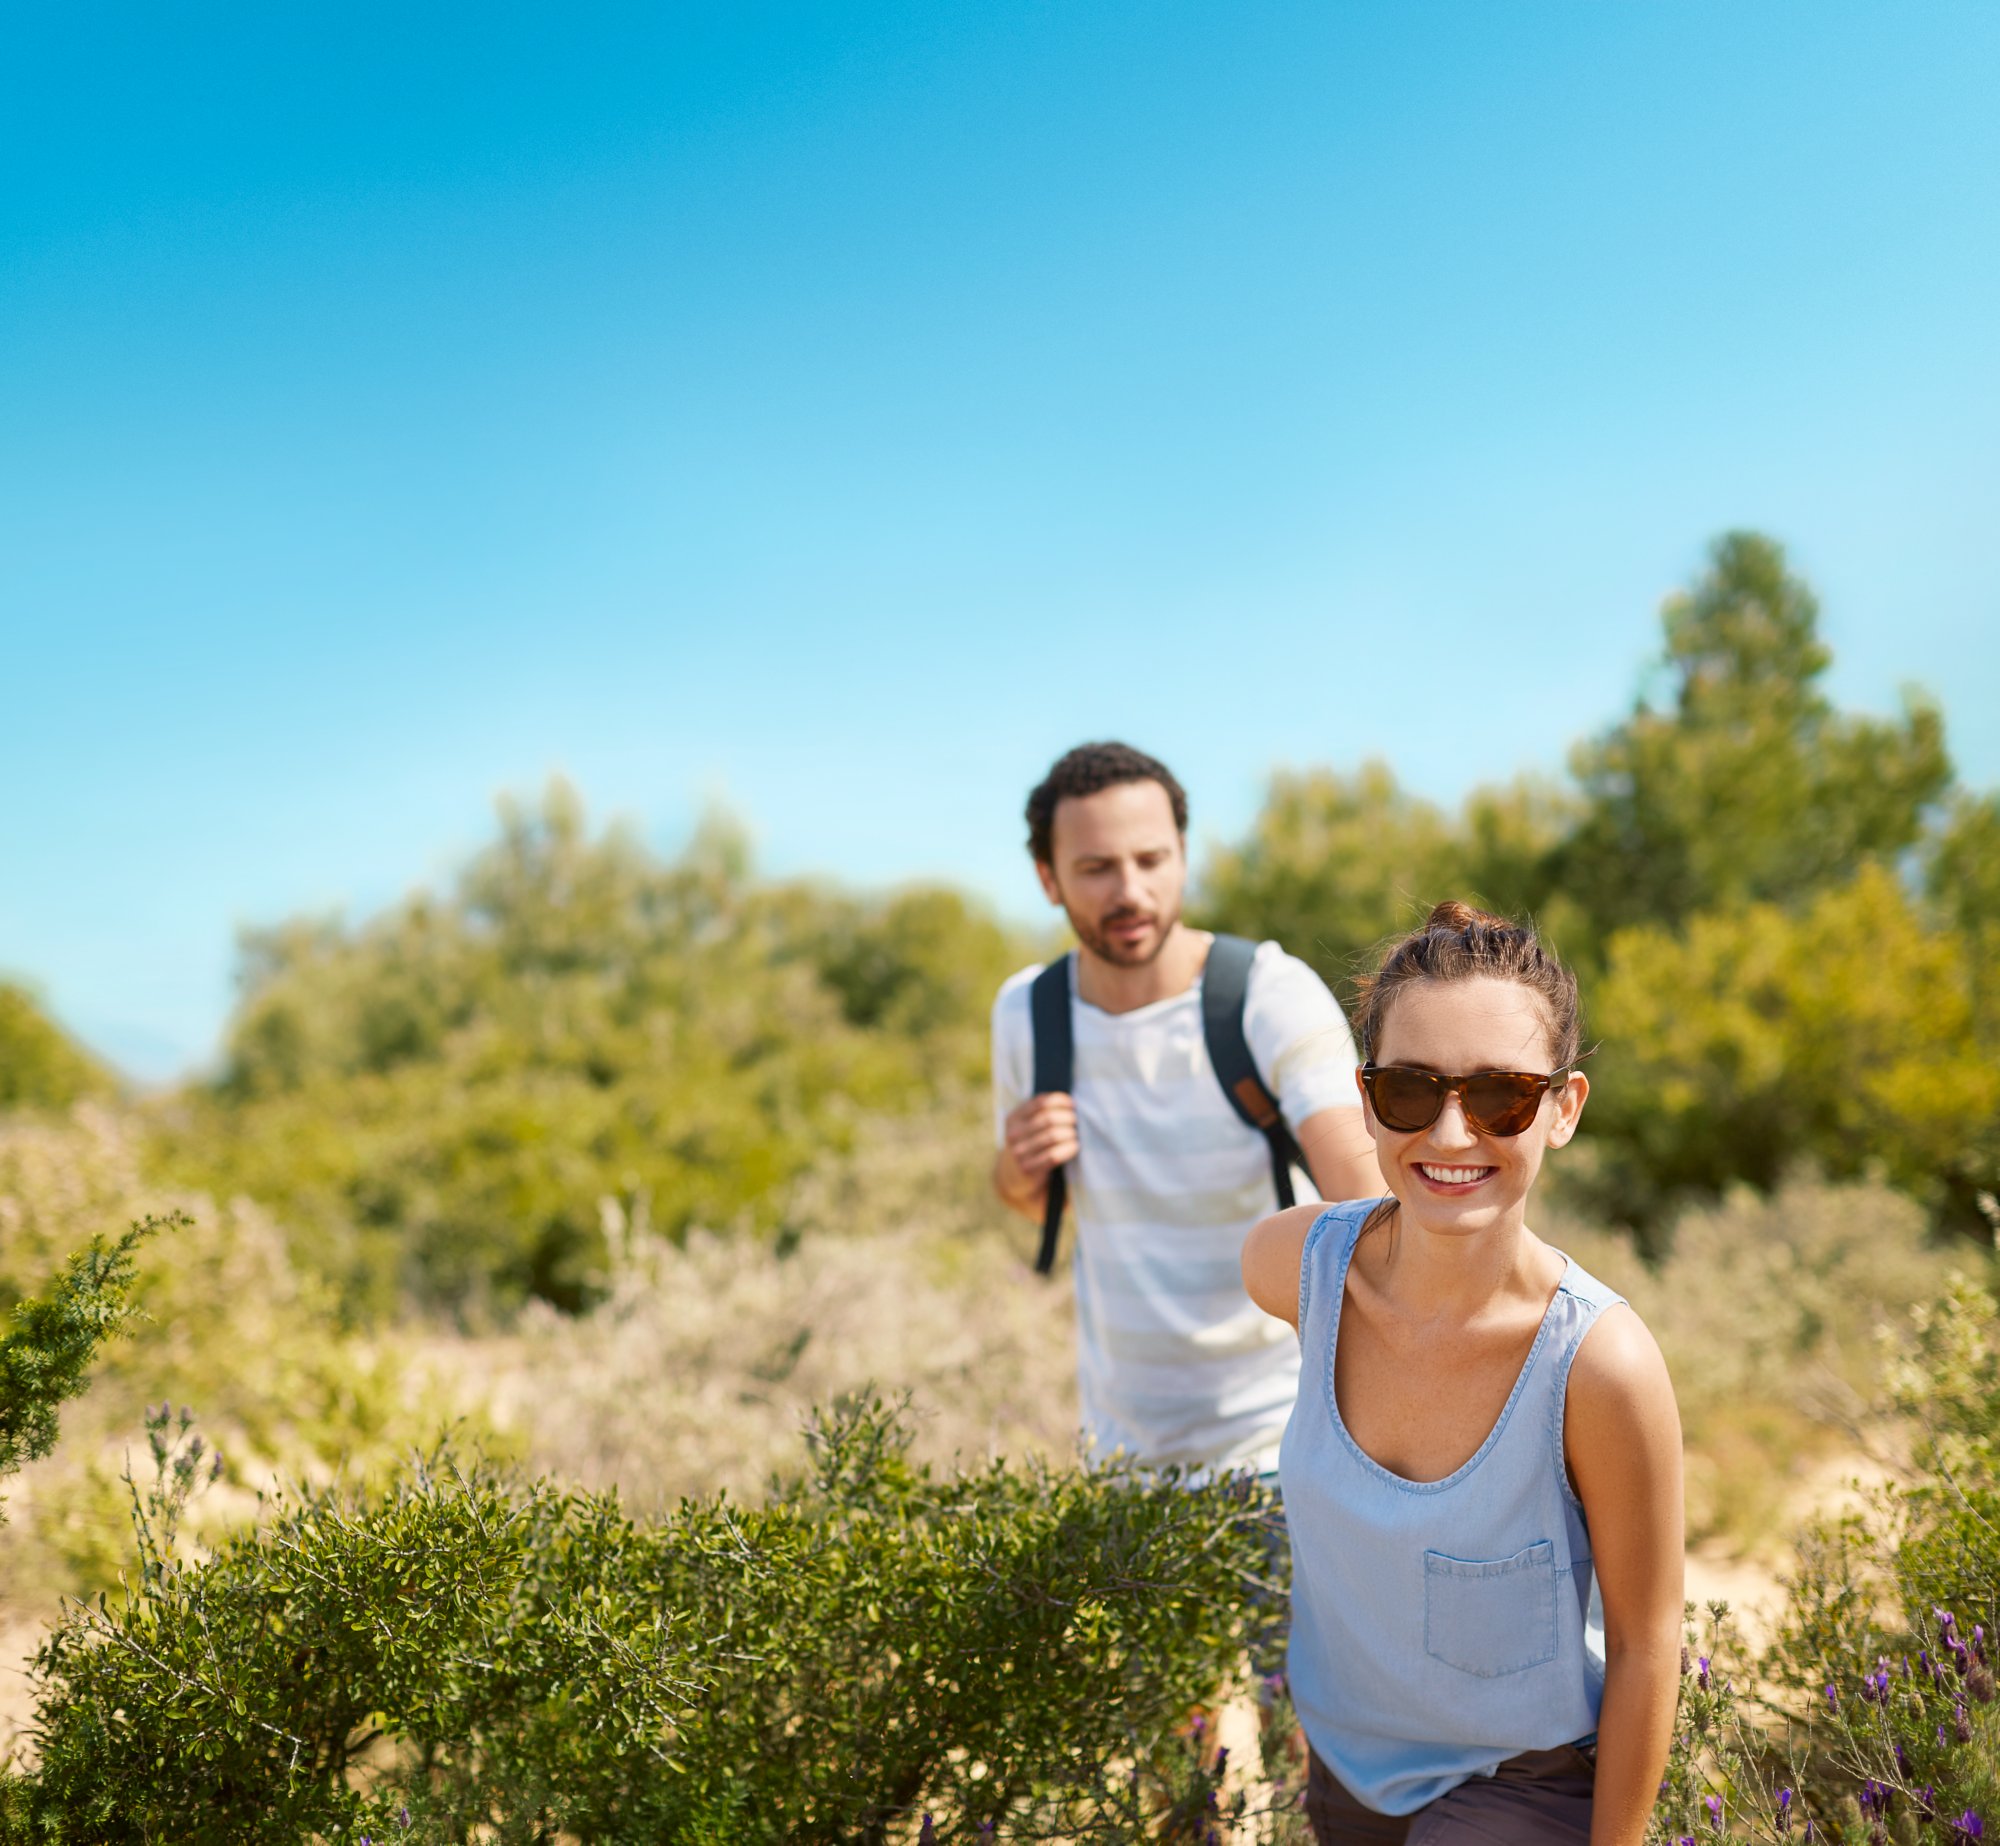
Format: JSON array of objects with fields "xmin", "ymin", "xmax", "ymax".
[{"xmin": 451, "ymin": 1095, "xmax": 1082, "ymax": 1508}]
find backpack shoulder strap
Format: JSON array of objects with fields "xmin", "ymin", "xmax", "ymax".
[
  {"xmin": 1028, "ymin": 955, "xmax": 1074, "ymax": 1276},
  {"xmin": 1201, "ymin": 934, "xmax": 1301, "ymax": 1210}
]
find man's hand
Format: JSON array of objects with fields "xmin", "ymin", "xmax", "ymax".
[{"xmin": 993, "ymin": 1093, "xmax": 1080, "ymax": 1219}]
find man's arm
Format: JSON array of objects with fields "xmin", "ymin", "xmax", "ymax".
[
  {"xmin": 1295, "ymin": 1105, "xmax": 1383, "ymax": 1205},
  {"xmin": 1242, "ymin": 948, "xmax": 1383, "ymax": 1205},
  {"xmin": 992, "ymin": 1093, "xmax": 1079, "ymax": 1222},
  {"xmin": 1565, "ymin": 1306, "xmax": 1685, "ymax": 1846}
]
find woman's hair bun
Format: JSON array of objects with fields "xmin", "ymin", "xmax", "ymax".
[
  {"xmin": 1358, "ymin": 899, "xmax": 1583, "ymax": 1067},
  {"xmin": 1424, "ymin": 899, "xmax": 1508, "ymax": 933}
]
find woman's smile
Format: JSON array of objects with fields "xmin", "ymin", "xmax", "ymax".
[{"xmin": 1413, "ymin": 1161, "xmax": 1498, "ymax": 1193}]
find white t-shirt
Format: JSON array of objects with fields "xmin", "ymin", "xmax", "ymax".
[{"xmin": 991, "ymin": 938, "xmax": 1362, "ymax": 1475}]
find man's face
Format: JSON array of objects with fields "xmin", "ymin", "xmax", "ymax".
[{"xmin": 1036, "ymin": 779, "xmax": 1187, "ymax": 968}]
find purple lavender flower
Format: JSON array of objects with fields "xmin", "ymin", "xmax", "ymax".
[
  {"xmin": 1706, "ymin": 1793, "xmax": 1724, "ymax": 1832},
  {"xmin": 1825, "ymin": 1681, "xmax": 1839, "ymax": 1711},
  {"xmin": 919, "ymin": 1817, "xmax": 937, "ymax": 1846},
  {"xmin": 1777, "ymin": 1787, "xmax": 1794, "ymax": 1833},
  {"xmin": 1697, "ymin": 1654, "xmax": 1712, "ymax": 1691},
  {"xmin": 1957, "ymin": 1814, "xmax": 1986, "ymax": 1843}
]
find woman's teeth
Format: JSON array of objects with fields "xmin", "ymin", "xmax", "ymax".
[{"xmin": 1418, "ymin": 1164, "xmax": 1493, "ymax": 1185}]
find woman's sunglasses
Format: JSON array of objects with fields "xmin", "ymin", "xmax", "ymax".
[{"xmin": 1358, "ymin": 1064, "xmax": 1567, "ymax": 1137}]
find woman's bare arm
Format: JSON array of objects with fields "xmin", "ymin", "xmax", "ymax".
[
  {"xmin": 1239, "ymin": 1202, "xmax": 1325, "ymax": 1329},
  {"xmin": 1565, "ymin": 1304, "xmax": 1684, "ymax": 1846}
]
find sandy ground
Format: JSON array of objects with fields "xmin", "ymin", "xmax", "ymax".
[
  {"xmin": 0, "ymin": 1614, "xmax": 46, "ymax": 1767},
  {"xmin": 1684, "ymin": 1542, "xmax": 1787, "ymax": 1650}
]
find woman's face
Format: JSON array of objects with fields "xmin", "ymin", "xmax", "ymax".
[{"xmin": 1358, "ymin": 973, "xmax": 1588, "ymax": 1240}]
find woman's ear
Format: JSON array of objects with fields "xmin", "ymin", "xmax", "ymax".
[{"xmin": 1546, "ymin": 1071, "xmax": 1589, "ymax": 1149}]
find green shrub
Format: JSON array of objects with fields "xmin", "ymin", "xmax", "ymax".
[
  {"xmin": 0, "ymin": 1218, "xmax": 158, "ymax": 1517},
  {"xmin": 1649, "ymin": 1277, "xmax": 2000, "ymax": 1841},
  {"xmin": 9, "ymin": 1394, "xmax": 1285, "ymax": 1844}
]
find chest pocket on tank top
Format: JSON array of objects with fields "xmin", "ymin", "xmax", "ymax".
[{"xmin": 1422, "ymin": 1540, "xmax": 1558, "ymax": 1678}]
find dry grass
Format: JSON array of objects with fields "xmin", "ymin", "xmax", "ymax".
[
  {"xmin": 444, "ymin": 1095, "xmax": 1081, "ymax": 1509},
  {"xmin": 1546, "ymin": 1172, "xmax": 1966, "ymax": 1548}
]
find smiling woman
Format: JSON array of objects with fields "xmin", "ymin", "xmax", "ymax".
[{"xmin": 1241, "ymin": 901, "xmax": 1684, "ymax": 1846}]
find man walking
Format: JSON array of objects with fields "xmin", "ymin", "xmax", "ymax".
[{"xmin": 993, "ymin": 741, "xmax": 1381, "ymax": 1477}]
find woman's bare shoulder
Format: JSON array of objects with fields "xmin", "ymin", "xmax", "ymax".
[{"xmin": 1566, "ymin": 1303, "xmax": 1679, "ymax": 1448}]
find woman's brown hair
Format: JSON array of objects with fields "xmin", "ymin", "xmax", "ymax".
[{"xmin": 1353, "ymin": 900, "xmax": 1583, "ymax": 1070}]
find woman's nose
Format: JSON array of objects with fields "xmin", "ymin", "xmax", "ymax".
[{"xmin": 1429, "ymin": 1092, "xmax": 1479, "ymax": 1150}]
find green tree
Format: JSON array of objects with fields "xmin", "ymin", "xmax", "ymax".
[
  {"xmin": 1198, "ymin": 760, "xmax": 1457, "ymax": 986},
  {"xmin": 1930, "ymin": 789, "xmax": 2000, "ymax": 944},
  {"xmin": 1198, "ymin": 762, "xmax": 1577, "ymax": 1014},
  {"xmin": 165, "ymin": 784, "xmax": 1025, "ymax": 1317},
  {"xmin": 1556, "ymin": 531, "xmax": 1951, "ymax": 950},
  {"xmin": 0, "ymin": 984, "xmax": 108, "ymax": 1112},
  {"xmin": 1587, "ymin": 865, "xmax": 2000, "ymax": 1241}
]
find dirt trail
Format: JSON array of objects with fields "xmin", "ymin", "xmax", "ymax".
[{"xmin": 0, "ymin": 1614, "xmax": 45, "ymax": 1764}]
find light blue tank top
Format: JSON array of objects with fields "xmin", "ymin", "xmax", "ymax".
[{"xmin": 1280, "ymin": 1198, "xmax": 1625, "ymax": 1816}]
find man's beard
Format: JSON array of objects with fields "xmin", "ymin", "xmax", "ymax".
[{"xmin": 1069, "ymin": 896, "xmax": 1181, "ymax": 968}]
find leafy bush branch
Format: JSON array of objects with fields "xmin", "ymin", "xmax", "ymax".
[{"xmin": 0, "ymin": 1214, "xmax": 172, "ymax": 1507}]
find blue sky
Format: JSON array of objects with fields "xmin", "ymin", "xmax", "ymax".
[{"xmin": 4, "ymin": 3, "xmax": 1997, "ymax": 1079}]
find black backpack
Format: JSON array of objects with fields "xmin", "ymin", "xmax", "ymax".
[{"xmin": 1027, "ymin": 933, "xmax": 1306, "ymax": 1276}]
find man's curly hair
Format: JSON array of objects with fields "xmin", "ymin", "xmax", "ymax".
[{"xmin": 1025, "ymin": 742, "xmax": 1188, "ymax": 866}]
